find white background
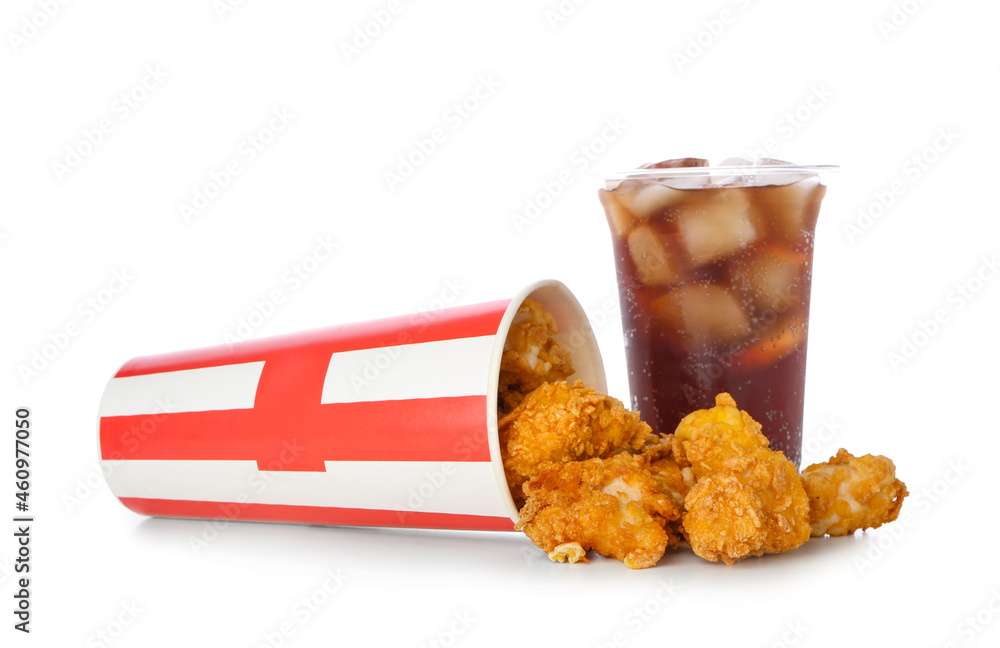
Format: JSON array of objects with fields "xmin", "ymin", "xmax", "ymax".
[{"xmin": 2, "ymin": 0, "xmax": 999, "ymax": 646}]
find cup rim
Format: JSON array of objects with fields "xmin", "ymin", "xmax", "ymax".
[
  {"xmin": 486, "ymin": 279, "xmax": 608, "ymax": 523},
  {"xmin": 603, "ymin": 163, "xmax": 839, "ymax": 182}
]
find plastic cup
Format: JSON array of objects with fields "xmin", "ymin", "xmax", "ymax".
[
  {"xmin": 598, "ymin": 163, "xmax": 837, "ymax": 466},
  {"xmin": 97, "ymin": 279, "xmax": 605, "ymax": 531}
]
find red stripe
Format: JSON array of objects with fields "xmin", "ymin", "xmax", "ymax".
[
  {"xmin": 99, "ymin": 396, "xmax": 491, "ymax": 466},
  {"xmin": 116, "ymin": 299, "xmax": 510, "ymax": 377},
  {"xmin": 118, "ymin": 497, "xmax": 516, "ymax": 532}
]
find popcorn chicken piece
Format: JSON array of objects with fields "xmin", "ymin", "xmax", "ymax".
[
  {"xmin": 497, "ymin": 299, "xmax": 574, "ymax": 417},
  {"xmin": 549, "ymin": 542, "xmax": 586, "ymax": 564},
  {"xmin": 683, "ymin": 475, "xmax": 768, "ymax": 564},
  {"xmin": 499, "ymin": 380, "xmax": 651, "ymax": 506},
  {"xmin": 516, "ymin": 452, "xmax": 682, "ymax": 569},
  {"xmin": 801, "ymin": 449, "xmax": 908, "ymax": 537},
  {"xmin": 675, "ymin": 393, "xmax": 811, "ymax": 564}
]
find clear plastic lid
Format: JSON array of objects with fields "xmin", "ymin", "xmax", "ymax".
[{"xmin": 603, "ymin": 161, "xmax": 839, "ymax": 189}]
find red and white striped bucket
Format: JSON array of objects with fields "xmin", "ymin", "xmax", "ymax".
[{"xmin": 97, "ymin": 280, "xmax": 606, "ymax": 532}]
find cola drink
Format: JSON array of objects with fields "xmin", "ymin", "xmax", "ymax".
[{"xmin": 599, "ymin": 159, "xmax": 836, "ymax": 466}]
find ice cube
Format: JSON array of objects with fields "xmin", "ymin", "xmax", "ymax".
[
  {"xmin": 752, "ymin": 159, "xmax": 815, "ymax": 186},
  {"xmin": 713, "ymin": 158, "xmax": 754, "ymax": 187},
  {"xmin": 627, "ymin": 224, "xmax": 681, "ymax": 287},
  {"xmin": 640, "ymin": 158, "xmax": 710, "ymax": 169},
  {"xmin": 676, "ymin": 189, "xmax": 757, "ymax": 266},
  {"xmin": 651, "ymin": 283, "xmax": 751, "ymax": 353},
  {"xmin": 626, "ymin": 182, "xmax": 688, "ymax": 220},
  {"xmin": 599, "ymin": 188, "xmax": 634, "ymax": 238},
  {"xmin": 736, "ymin": 310, "xmax": 808, "ymax": 371},
  {"xmin": 753, "ymin": 177, "xmax": 826, "ymax": 241},
  {"xmin": 728, "ymin": 245, "xmax": 806, "ymax": 314}
]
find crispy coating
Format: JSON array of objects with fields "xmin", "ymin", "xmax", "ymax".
[
  {"xmin": 516, "ymin": 452, "xmax": 682, "ymax": 569},
  {"xmin": 644, "ymin": 434, "xmax": 695, "ymax": 510},
  {"xmin": 675, "ymin": 393, "xmax": 811, "ymax": 564},
  {"xmin": 499, "ymin": 380, "xmax": 651, "ymax": 506},
  {"xmin": 674, "ymin": 392, "xmax": 770, "ymax": 470},
  {"xmin": 497, "ymin": 299, "xmax": 574, "ymax": 417},
  {"xmin": 801, "ymin": 448, "xmax": 908, "ymax": 537},
  {"xmin": 683, "ymin": 475, "xmax": 768, "ymax": 565}
]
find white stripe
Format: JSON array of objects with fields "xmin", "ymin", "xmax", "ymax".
[
  {"xmin": 321, "ymin": 335, "xmax": 494, "ymax": 404},
  {"xmin": 102, "ymin": 459, "xmax": 509, "ymax": 519},
  {"xmin": 99, "ymin": 361, "xmax": 266, "ymax": 417}
]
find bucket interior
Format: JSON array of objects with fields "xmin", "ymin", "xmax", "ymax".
[{"xmin": 486, "ymin": 280, "xmax": 607, "ymax": 522}]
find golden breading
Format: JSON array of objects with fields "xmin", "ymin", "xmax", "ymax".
[
  {"xmin": 497, "ymin": 298, "xmax": 574, "ymax": 417},
  {"xmin": 644, "ymin": 434, "xmax": 695, "ymax": 510},
  {"xmin": 801, "ymin": 448, "xmax": 908, "ymax": 537},
  {"xmin": 674, "ymin": 392, "xmax": 770, "ymax": 472},
  {"xmin": 682, "ymin": 475, "xmax": 767, "ymax": 565},
  {"xmin": 674, "ymin": 393, "xmax": 811, "ymax": 564},
  {"xmin": 515, "ymin": 452, "xmax": 682, "ymax": 569},
  {"xmin": 499, "ymin": 380, "xmax": 651, "ymax": 506}
]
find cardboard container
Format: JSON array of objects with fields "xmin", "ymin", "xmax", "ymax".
[{"xmin": 98, "ymin": 280, "xmax": 605, "ymax": 531}]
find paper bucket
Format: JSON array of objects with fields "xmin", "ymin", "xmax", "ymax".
[{"xmin": 97, "ymin": 280, "xmax": 606, "ymax": 532}]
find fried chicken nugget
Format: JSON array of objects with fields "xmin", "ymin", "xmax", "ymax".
[
  {"xmin": 516, "ymin": 452, "xmax": 682, "ymax": 569},
  {"xmin": 675, "ymin": 393, "xmax": 810, "ymax": 564},
  {"xmin": 497, "ymin": 298, "xmax": 574, "ymax": 417},
  {"xmin": 801, "ymin": 448, "xmax": 908, "ymax": 537},
  {"xmin": 644, "ymin": 433, "xmax": 695, "ymax": 510},
  {"xmin": 499, "ymin": 380, "xmax": 652, "ymax": 506}
]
